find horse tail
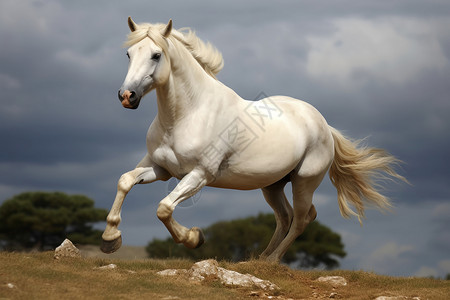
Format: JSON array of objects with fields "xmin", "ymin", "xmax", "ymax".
[{"xmin": 328, "ymin": 126, "xmax": 408, "ymax": 224}]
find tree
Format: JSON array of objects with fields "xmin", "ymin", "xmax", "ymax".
[
  {"xmin": 146, "ymin": 213, "xmax": 346, "ymax": 269},
  {"xmin": 0, "ymin": 191, "xmax": 108, "ymax": 250}
]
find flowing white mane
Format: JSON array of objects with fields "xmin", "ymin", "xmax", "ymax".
[{"xmin": 124, "ymin": 22, "xmax": 224, "ymax": 78}]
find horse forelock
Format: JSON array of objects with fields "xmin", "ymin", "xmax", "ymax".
[{"xmin": 124, "ymin": 22, "xmax": 224, "ymax": 78}]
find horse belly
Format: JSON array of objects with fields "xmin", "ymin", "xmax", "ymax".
[
  {"xmin": 208, "ymin": 170, "xmax": 290, "ymax": 190},
  {"xmin": 209, "ymin": 133, "xmax": 302, "ymax": 190}
]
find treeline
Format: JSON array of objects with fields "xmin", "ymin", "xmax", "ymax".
[{"xmin": 0, "ymin": 192, "xmax": 107, "ymax": 250}]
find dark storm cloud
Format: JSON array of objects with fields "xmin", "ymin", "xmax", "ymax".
[{"xmin": 1, "ymin": 0, "xmax": 449, "ymax": 277}]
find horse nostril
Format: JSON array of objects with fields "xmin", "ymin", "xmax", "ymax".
[{"xmin": 118, "ymin": 89, "xmax": 138, "ymax": 106}]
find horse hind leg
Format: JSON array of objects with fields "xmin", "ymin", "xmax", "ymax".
[
  {"xmin": 259, "ymin": 179, "xmax": 293, "ymax": 259},
  {"xmin": 308, "ymin": 203, "xmax": 317, "ymax": 222},
  {"xmin": 264, "ymin": 173, "xmax": 324, "ymax": 263}
]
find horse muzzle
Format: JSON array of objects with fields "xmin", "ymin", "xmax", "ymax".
[{"xmin": 118, "ymin": 89, "xmax": 141, "ymax": 109}]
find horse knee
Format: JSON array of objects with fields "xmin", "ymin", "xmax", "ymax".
[
  {"xmin": 157, "ymin": 201, "xmax": 173, "ymax": 221},
  {"xmin": 118, "ymin": 173, "xmax": 136, "ymax": 193}
]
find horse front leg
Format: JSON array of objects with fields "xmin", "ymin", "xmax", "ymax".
[
  {"xmin": 156, "ymin": 167, "xmax": 208, "ymax": 249},
  {"xmin": 101, "ymin": 156, "xmax": 170, "ymax": 253}
]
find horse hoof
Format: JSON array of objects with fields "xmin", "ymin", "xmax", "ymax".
[
  {"xmin": 100, "ymin": 236, "xmax": 122, "ymax": 254},
  {"xmin": 193, "ymin": 227, "xmax": 205, "ymax": 249}
]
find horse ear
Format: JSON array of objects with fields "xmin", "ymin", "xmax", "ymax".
[
  {"xmin": 128, "ymin": 16, "xmax": 137, "ymax": 32},
  {"xmin": 162, "ymin": 19, "xmax": 173, "ymax": 38}
]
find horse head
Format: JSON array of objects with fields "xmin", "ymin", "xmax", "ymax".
[{"xmin": 118, "ymin": 18, "xmax": 172, "ymax": 109}]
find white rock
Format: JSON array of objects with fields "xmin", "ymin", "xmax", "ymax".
[
  {"xmin": 96, "ymin": 263, "xmax": 117, "ymax": 270},
  {"xmin": 6, "ymin": 283, "xmax": 16, "ymax": 289},
  {"xmin": 157, "ymin": 269, "xmax": 183, "ymax": 276},
  {"xmin": 189, "ymin": 259, "xmax": 220, "ymax": 281},
  {"xmin": 218, "ymin": 267, "xmax": 278, "ymax": 291},
  {"xmin": 54, "ymin": 239, "xmax": 81, "ymax": 259},
  {"xmin": 157, "ymin": 259, "xmax": 279, "ymax": 291},
  {"xmin": 316, "ymin": 276, "xmax": 347, "ymax": 287}
]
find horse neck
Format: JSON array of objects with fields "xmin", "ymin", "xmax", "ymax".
[{"xmin": 155, "ymin": 46, "xmax": 224, "ymax": 129}]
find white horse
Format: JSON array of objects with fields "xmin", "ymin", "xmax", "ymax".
[{"xmin": 101, "ymin": 18, "xmax": 407, "ymax": 262}]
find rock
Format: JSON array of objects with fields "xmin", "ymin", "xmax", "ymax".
[
  {"xmin": 6, "ymin": 283, "xmax": 16, "ymax": 289},
  {"xmin": 157, "ymin": 259, "xmax": 279, "ymax": 291},
  {"xmin": 189, "ymin": 259, "xmax": 220, "ymax": 281},
  {"xmin": 157, "ymin": 269, "xmax": 184, "ymax": 276},
  {"xmin": 316, "ymin": 276, "xmax": 347, "ymax": 287},
  {"xmin": 96, "ymin": 263, "xmax": 117, "ymax": 270},
  {"xmin": 54, "ymin": 239, "xmax": 81, "ymax": 259},
  {"xmin": 218, "ymin": 267, "xmax": 278, "ymax": 291}
]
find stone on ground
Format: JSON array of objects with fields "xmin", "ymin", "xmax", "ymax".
[
  {"xmin": 54, "ymin": 239, "xmax": 81, "ymax": 259},
  {"xmin": 157, "ymin": 259, "xmax": 279, "ymax": 291},
  {"xmin": 316, "ymin": 276, "xmax": 348, "ymax": 287}
]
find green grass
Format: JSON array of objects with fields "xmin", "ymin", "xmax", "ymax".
[{"xmin": 0, "ymin": 252, "xmax": 449, "ymax": 299}]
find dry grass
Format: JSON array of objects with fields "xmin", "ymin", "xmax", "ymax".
[{"xmin": 0, "ymin": 252, "xmax": 448, "ymax": 299}]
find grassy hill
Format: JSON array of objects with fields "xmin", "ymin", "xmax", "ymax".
[{"xmin": 0, "ymin": 251, "xmax": 448, "ymax": 299}]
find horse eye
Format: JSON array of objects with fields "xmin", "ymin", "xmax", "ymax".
[
  {"xmin": 151, "ymin": 53, "xmax": 161, "ymax": 61},
  {"xmin": 126, "ymin": 52, "xmax": 130, "ymax": 59}
]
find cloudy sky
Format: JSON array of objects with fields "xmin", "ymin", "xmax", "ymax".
[{"xmin": 1, "ymin": 1, "xmax": 449, "ymax": 278}]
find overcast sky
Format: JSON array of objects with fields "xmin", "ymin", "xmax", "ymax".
[{"xmin": 1, "ymin": 0, "xmax": 449, "ymax": 278}]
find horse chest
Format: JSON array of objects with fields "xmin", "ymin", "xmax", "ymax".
[{"xmin": 149, "ymin": 140, "xmax": 201, "ymax": 178}]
